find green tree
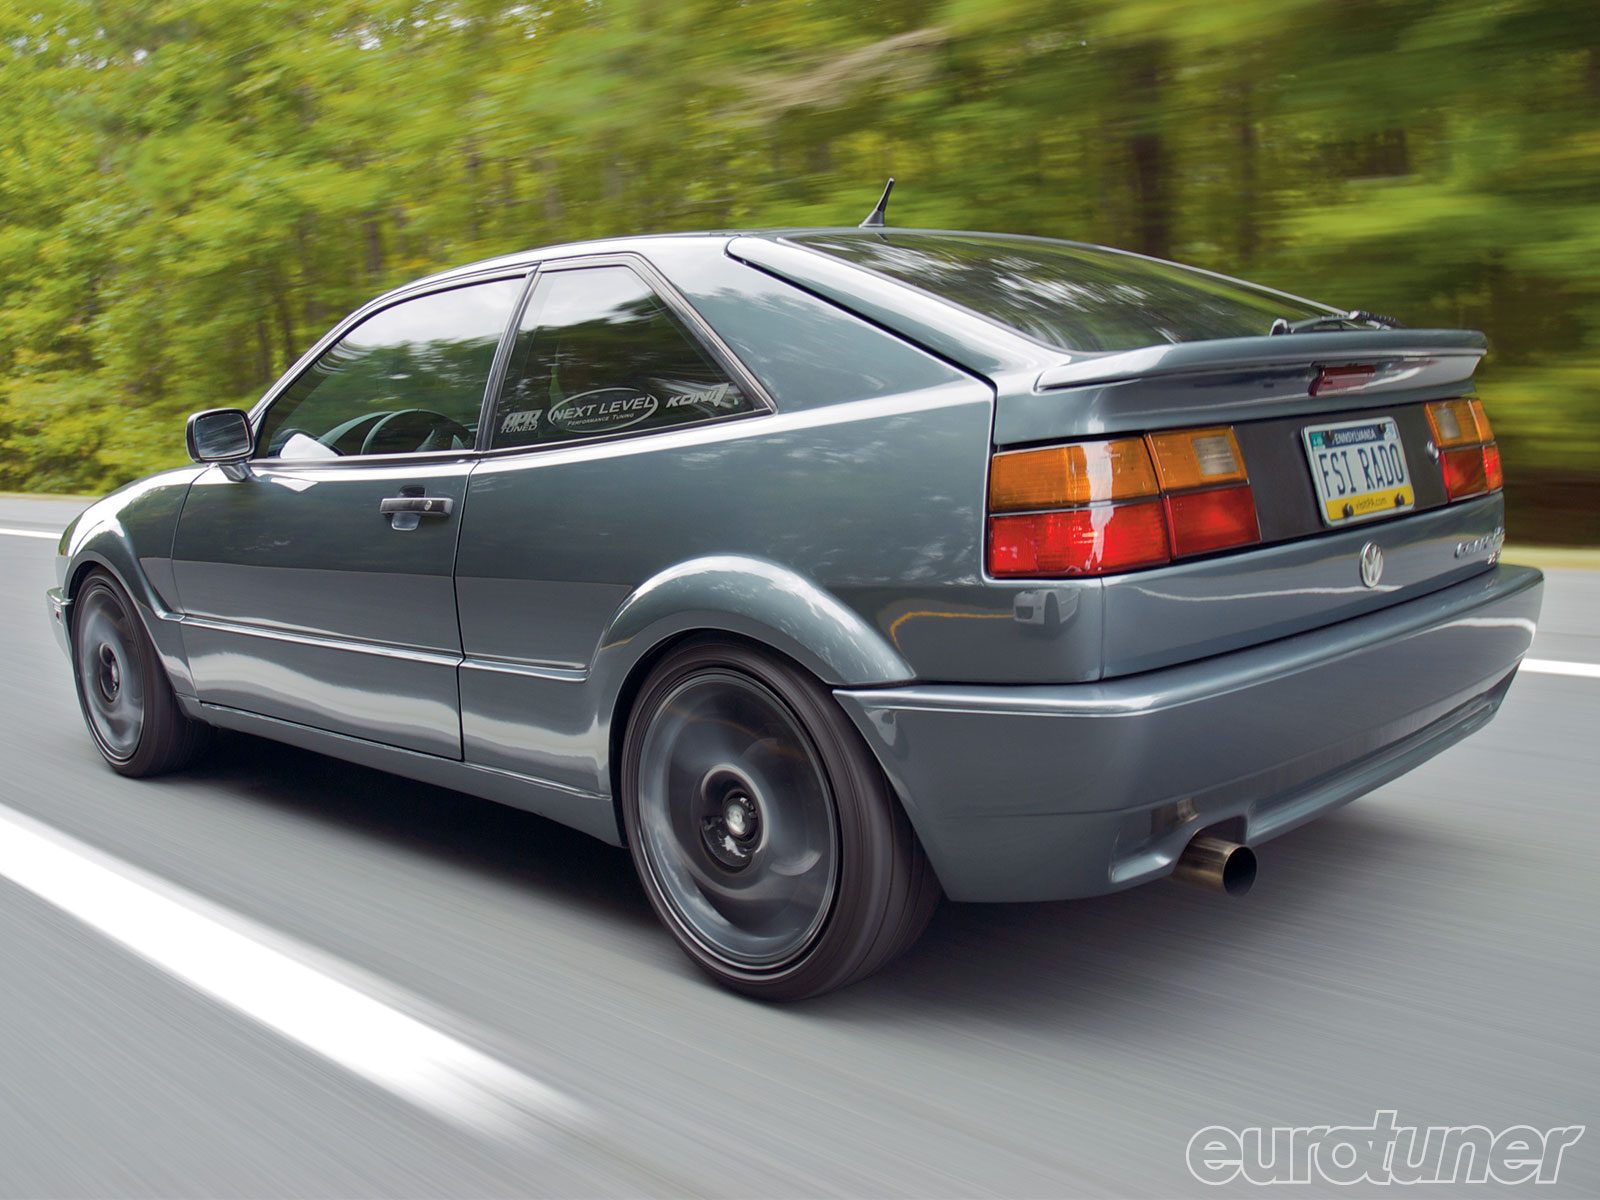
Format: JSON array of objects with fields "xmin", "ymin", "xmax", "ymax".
[{"xmin": 0, "ymin": 0, "xmax": 1595, "ymax": 538}]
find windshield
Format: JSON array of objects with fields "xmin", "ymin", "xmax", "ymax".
[{"xmin": 788, "ymin": 232, "xmax": 1331, "ymax": 353}]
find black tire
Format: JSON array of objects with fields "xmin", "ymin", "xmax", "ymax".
[
  {"xmin": 71, "ymin": 570, "xmax": 210, "ymax": 777},
  {"xmin": 621, "ymin": 638, "xmax": 940, "ymax": 1001}
]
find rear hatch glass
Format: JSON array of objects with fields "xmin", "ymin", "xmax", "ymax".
[{"xmin": 787, "ymin": 231, "xmax": 1331, "ymax": 352}]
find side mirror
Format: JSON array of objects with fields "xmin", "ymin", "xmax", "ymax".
[{"xmin": 186, "ymin": 408, "xmax": 254, "ymax": 470}]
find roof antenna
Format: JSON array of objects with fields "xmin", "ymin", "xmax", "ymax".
[{"xmin": 859, "ymin": 177, "xmax": 894, "ymax": 228}]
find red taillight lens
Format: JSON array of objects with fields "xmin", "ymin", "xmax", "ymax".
[
  {"xmin": 1482, "ymin": 442, "xmax": 1503, "ymax": 492},
  {"xmin": 1440, "ymin": 446, "xmax": 1489, "ymax": 499},
  {"xmin": 988, "ymin": 502, "xmax": 1170, "ymax": 577},
  {"xmin": 1164, "ymin": 485, "xmax": 1261, "ymax": 558}
]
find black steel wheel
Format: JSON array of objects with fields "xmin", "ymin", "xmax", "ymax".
[
  {"xmin": 71, "ymin": 571, "xmax": 210, "ymax": 777},
  {"xmin": 622, "ymin": 638, "xmax": 939, "ymax": 1000}
]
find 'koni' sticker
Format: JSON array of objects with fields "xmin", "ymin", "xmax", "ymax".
[
  {"xmin": 546, "ymin": 388, "xmax": 659, "ymax": 434},
  {"xmin": 658, "ymin": 380, "xmax": 742, "ymax": 411}
]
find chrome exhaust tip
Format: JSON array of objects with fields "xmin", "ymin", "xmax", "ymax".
[{"xmin": 1172, "ymin": 836, "xmax": 1256, "ymax": 896}]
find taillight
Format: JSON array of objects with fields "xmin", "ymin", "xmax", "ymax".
[
  {"xmin": 988, "ymin": 437, "xmax": 1158, "ymax": 511},
  {"xmin": 989, "ymin": 504, "xmax": 1170, "ymax": 577},
  {"xmin": 987, "ymin": 426, "xmax": 1260, "ymax": 578},
  {"xmin": 1426, "ymin": 398, "xmax": 1502, "ymax": 502},
  {"xmin": 1165, "ymin": 486, "xmax": 1260, "ymax": 559},
  {"xmin": 1146, "ymin": 427, "xmax": 1249, "ymax": 490},
  {"xmin": 1482, "ymin": 441, "xmax": 1503, "ymax": 492}
]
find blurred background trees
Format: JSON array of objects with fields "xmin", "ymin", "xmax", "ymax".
[{"xmin": 2, "ymin": 0, "xmax": 1596, "ymax": 540}]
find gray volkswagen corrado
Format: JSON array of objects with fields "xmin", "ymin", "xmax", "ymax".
[{"xmin": 49, "ymin": 226, "xmax": 1544, "ymax": 999}]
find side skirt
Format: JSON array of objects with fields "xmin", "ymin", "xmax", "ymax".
[{"xmin": 180, "ymin": 698, "xmax": 623, "ymax": 847}]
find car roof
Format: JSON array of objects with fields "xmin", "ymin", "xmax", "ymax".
[{"xmin": 407, "ymin": 227, "xmax": 1117, "ymax": 290}]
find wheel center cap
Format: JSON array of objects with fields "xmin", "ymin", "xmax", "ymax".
[
  {"xmin": 723, "ymin": 798, "xmax": 753, "ymax": 839},
  {"xmin": 98, "ymin": 645, "xmax": 121, "ymax": 698},
  {"xmin": 700, "ymin": 780, "xmax": 761, "ymax": 872}
]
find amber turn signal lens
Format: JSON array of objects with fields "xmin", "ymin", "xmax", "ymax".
[
  {"xmin": 1469, "ymin": 398, "xmax": 1494, "ymax": 441},
  {"xmin": 988, "ymin": 437, "xmax": 1159, "ymax": 512},
  {"xmin": 1425, "ymin": 398, "xmax": 1484, "ymax": 449},
  {"xmin": 1145, "ymin": 426, "xmax": 1249, "ymax": 492}
]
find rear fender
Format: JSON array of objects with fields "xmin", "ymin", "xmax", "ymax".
[
  {"xmin": 581, "ymin": 556, "xmax": 913, "ymax": 836},
  {"xmin": 593, "ymin": 555, "xmax": 915, "ymax": 695}
]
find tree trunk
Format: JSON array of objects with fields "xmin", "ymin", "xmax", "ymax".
[
  {"xmin": 1126, "ymin": 48, "xmax": 1171, "ymax": 260},
  {"xmin": 1235, "ymin": 78, "xmax": 1258, "ymax": 266},
  {"xmin": 363, "ymin": 218, "xmax": 385, "ymax": 280},
  {"xmin": 253, "ymin": 316, "xmax": 272, "ymax": 387},
  {"xmin": 271, "ymin": 273, "xmax": 296, "ymax": 375}
]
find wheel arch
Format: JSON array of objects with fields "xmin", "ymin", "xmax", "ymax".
[
  {"xmin": 594, "ymin": 555, "xmax": 916, "ymax": 842},
  {"xmin": 61, "ymin": 470, "xmax": 201, "ymax": 697}
]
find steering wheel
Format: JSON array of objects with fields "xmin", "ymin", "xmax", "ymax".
[{"xmin": 359, "ymin": 408, "xmax": 472, "ymax": 456}]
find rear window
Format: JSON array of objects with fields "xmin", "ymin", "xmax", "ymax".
[{"xmin": 788, "ymin": 232, "xmax": 1329, "ymax": 353}]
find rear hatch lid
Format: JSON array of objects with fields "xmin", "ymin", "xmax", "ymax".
[
  {"xmin": 735, "ymin": 230, "xmax": 1506, "ymax": 679},
  {"xmin": 1006, "ymin": 332, "xmax": 1504, "ymax": 676}
]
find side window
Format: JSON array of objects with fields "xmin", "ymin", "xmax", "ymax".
[
  {"xmin": 258, "ymin": 278, "xmax": 522, "ymax": 459},
  {"xmin": 490, "ymin": 265, "xmax": 759, "ymax": 450}
]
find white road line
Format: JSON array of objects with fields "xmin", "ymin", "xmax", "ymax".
[
  {"xmin": 1523, "ymin": 657, "xmax": 1600, "ymax": 680},
  {"xmin": 0, "ymin": 802, "xmax": 585, "ymax": 1140},
  {"xmin": 0, "ymin": 526, "xmax": 60, "ymax": 540}
]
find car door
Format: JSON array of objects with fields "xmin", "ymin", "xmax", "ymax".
[{"xmin": 171, "ymin": 275, "xmax": 527, "ymax": 757}]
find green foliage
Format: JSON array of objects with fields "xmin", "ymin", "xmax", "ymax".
[{"xmin": 1, "ymin": 0, "xmax": 1596, "ymax": 538}]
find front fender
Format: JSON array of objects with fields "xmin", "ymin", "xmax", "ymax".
[
  {"xmin": 595, "ymin": 555, "xmax": 914, "ymax": 691},
  {"xmin": 61, "ymin": 468, "xmax": 204, "ymax": 696}
]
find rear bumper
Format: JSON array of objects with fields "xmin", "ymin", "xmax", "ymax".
[{"xmin": 835, "ymin": 564, "xmax": 1543, "ymax": 902}]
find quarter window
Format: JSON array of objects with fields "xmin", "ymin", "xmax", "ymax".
[
  {"xmin": 258, "ymin": 278, "xmax": 522, "ymax": 459},
  {"xmin": 490, "ymin": 265, "xmax": 757, "ymax": 450}
]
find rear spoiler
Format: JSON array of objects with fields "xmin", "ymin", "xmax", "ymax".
[
  {"xmin": 1036, "ymin": 329, "xmax": 1489, "ymax": 391},
  {"xmin": 998, "ymin": 330, "xmax": 1491, "ymax": 448}
]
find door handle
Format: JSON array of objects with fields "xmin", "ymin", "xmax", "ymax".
[
  {"xmin": 380, "ymin": 494, "xmax": 453, "ymax": 531},
  {"xmin": 379, "ymin": 496, "xmax": 453, "ymax": 517}
]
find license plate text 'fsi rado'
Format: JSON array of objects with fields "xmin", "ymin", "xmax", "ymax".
[{"xmin": 1302, "ymin": 417, "xmax": 1415, "ymax": 526}]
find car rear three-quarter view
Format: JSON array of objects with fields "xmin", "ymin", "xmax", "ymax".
[{"xmin": 49, "ymin": 227, "xmax": 1543, "ymax": 1000}]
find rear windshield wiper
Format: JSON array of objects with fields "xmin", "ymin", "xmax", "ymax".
[{"xmin": 1269, "ymin": 310, "xmax": 1405, "ymax": 336}]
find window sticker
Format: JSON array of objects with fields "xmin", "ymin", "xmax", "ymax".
[
  {"xmin": 499, "ymin": 409, "xmax": 543, "ymax": 435},
  {"xmin": 656, "ymin": 379, "xmax": 745, "ymax": 412},
  {"xmin": 489, "ymin": 266, "xmax": 762, "ymax": 451},
  {"xmin": 545, "ymin": 388, "xmax": 659, "ymax": 435}
]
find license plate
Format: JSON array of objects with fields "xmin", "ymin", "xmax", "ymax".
[{"xmin": 1302, "ymin": 417, "xmax": 1415, "ymax": 526}]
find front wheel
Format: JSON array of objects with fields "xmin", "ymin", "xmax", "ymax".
[
  {"xmin": 621, "ymin": 639, "xmax": 939, "ymax": 1001},
  {"xmin": 71, "ymin": 571, "xmax": 210, "ymax": 777}
]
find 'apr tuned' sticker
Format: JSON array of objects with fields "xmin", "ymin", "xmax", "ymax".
[
  {"xmin": 500, "ymin": 409, "xmax": 542, "ymax": 434},
  {"xmin": 546, "ymin": 388, "xmax": 659, "ymax": 434}
]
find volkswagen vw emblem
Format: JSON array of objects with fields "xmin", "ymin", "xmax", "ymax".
[{"xmin": 1359, "ymin": 541, "xmax": 1384, "ymax": 589}]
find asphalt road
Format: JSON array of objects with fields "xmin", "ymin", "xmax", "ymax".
[{"xmin": 1, "ymin": 494, "xmax": 1596, "ymax": 1198}]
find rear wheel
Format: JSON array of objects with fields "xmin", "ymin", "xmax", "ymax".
[
  {"xmin": 71, "ymin": 571, "xmax": 210, "ymax": 777},
  {"xmin": 621, "ymin": 639, "xmax": 939, "ymax": 1000}
]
